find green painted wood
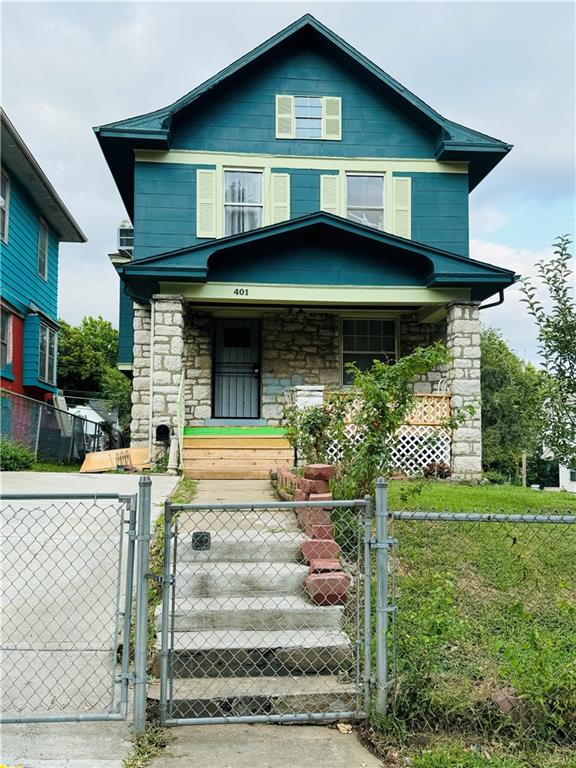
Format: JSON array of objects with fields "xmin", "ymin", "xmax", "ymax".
[
  {"xmin": 118, "ymin": 285, "xmax": 134, "ymax": 365},
  {"xmin": 183, "ymin": 426, "xmax": 285, "ymax": 436}
]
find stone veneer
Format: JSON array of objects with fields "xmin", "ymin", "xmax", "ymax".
[
  {"xmin": 261, "ymin": 310, "xmax": 340, "ymax": 424},
  {"xmin": 129, "ymin": 300, "xmax": 482, "ymax": 479},
  {"xmin": 445, "ymin": 302, "xmax": 482, "ymax": 480}
]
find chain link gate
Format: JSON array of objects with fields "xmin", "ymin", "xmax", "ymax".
[
  {"xmin": 0, "ymin": 491, "xmax": 138, "ymax": 724},
  {"xmin": 155, "ymin": 496, "xmax": 378, "ymax": 726}
]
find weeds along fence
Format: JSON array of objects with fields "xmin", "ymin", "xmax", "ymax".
[
  {"xmin": 0, "ymin": 389, "xmax": 105, "ymax": 463},
  {"xmin": 387, "ymin": 506, "xmax": 576, "ymax": 746}
]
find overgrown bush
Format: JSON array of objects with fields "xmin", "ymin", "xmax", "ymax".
[
  {"xmin": 0, "ymin": 440, "xmax": 35, "ymax": 471},
  {"xmin": 483, "ymin": 470, "xmax": 509, "ymax": 485}
]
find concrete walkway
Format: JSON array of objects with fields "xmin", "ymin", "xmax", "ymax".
[
  {"xmin": 0, "ymin": 472, "xmax": 178, "ymax": 768},
  {"xmin": 148, "ymin": 479, "xmax": 382, "ymax": 768}
]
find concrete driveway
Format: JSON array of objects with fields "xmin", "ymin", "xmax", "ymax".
[{"xmin": 0, "ymin": 471, "xmax": 177, "ymax": 768}]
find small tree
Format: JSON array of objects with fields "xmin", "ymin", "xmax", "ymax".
[
  {"xmin": 521, "ymin": 235, "xmax": 576, "ymax": 468},
  {"xmin": 480, "ymin": 328, "xmax": 544, "ymax": 480}
]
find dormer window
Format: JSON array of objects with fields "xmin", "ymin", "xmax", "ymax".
[{"xmin": 276, "ymin": 95, "xmax": 341, "ymax": 140}]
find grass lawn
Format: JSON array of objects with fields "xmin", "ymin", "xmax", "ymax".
[
  {"xmin": 356, "ymin": 481, "xmax": 576, "ymax": 766},
  {"xmin": 31, "ymin": 461, "xmax": 83, "ymax": 472},
  {"xmin": 388, "ymin": 479, "xmax": 576, "ymax": 513}
]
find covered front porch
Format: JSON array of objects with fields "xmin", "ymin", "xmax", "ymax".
[{"xmin": 120, "ymin": 214, "xmax": 517, "ymax": 480}]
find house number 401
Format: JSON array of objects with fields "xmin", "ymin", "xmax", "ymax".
[{"xmin": 233, "ymin": 288, "xmax": 249, "ymax": 296}]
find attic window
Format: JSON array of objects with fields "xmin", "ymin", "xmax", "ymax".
[
  {"xmin": 276, "ymin": 95, "xmax": 341, "ymax": 140},
  {"xmin": 295, "ymin": 96, "xmax": 322, "ymax": 138}
]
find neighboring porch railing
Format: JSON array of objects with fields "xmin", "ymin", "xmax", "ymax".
[{"xmin": 405, "ymin": 393, "xmax": 451, "ymax": 426}]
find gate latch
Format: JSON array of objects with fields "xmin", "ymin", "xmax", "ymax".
[{"xmin": 369, "ymin": 537, "xmax": 397, "ymax": 549}]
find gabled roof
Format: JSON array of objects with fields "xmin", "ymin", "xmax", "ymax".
[
  {"xmin": 94, "ymin": 15, "xmax": 512, "ymax": 216},
  {"xmin": 1, "ymin": 109, "xmax": 86, "ymax": 243},
  {"xmin": 119, "ymin": 212, "xmax": 517, "ymax": 302}
]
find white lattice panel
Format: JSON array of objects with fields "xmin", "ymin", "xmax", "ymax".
[{"xmin": 324, "ymin": 424, "xmax": 451, "ymax": 476}]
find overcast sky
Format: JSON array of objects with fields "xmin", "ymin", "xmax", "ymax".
[{"xmin": 2, "ymin": 1, "xmax": 575, "ymax": 361}]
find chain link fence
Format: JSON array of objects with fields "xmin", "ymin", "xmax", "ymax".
[
  {"xmin": 0, "ymin": 389, "xmax": 105, "ymax": 463},
  {"xmin": 155, "ymin": 498, "xmax": 374, "ymax": 725},
  {"xmin": 388, "ymin": 508, "xmax": 576, "ymax": 746},
  {"xmin": 0, "ymin": 492, "xmax": 137, "ymax": 723}
]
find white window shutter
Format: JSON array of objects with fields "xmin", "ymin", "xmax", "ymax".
[
  {"xmin": 275, "ymin": 95, "xmax": 295, "ymax": 139},
  {"xmin": 392, "ymin": 177, "xmax": 412, "ymax": 239},
  {"xmin": 320, "ymin": 175, "xmax": 339, "ymax": 215},
  {"xmin": 196, "ymin": 169, "xmax": 217, "ymax": 238},
  {"xmin": 270, "ymin": 173, "xmax": 290, "ymax": 224},
  {"xmin": 322, "ymin": 97, "xmax": 342, "ymax": 140}
]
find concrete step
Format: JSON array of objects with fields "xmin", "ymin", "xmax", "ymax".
[
  {"xmin": 157, "ymin": 629, "xmax": 353, "ymax": 677},
  {"xmin": 177, "ymin": 530, "xmax": 306, "ymax": 563},
  {"xmin": 148, "ymin": 675, "xmax": 357, "ymax": 719},
  {"xmin": 159, "ymin": 596, "xmax": 343, "ymax": 631},
  {"xmin": 175, "ymin": 562, "xmax": 308, "ymax": 598}
]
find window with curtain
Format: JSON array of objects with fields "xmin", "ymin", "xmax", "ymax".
[
  {"xmin": 1, "ymin": 309, "xmax": 12, "ymax": 370},
  {"xmin": 346, "ymin": 175, "xmax": 384, "ymax": 230},
  {"xmin": 342, "ymin": 318, "xmax": 397, "ymax": 384},
  {"xmin": 39, "ymin": 323, "xmax": 57, "ymax": 384},
  {"xmin": 224, "ymin": 170, "xmax": 263, "ymax": 236}
]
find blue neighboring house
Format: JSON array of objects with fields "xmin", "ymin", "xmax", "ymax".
[
  {"xmin": 1, "ymin": 108, "xmax": 86, "ymax": 402},
  {"xmin": 95, "ymin": 15, "xmax": 517, "ymax": 480}
]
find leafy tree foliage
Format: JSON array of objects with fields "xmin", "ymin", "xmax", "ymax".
[
  {"xmin": 480, "ymin": 328, "xmax": 544, "ymax": 480},
  {"xmin": 57, "ymin": 316, "xmax": 131, "ymax": 436},
  {"xmin": 521, "ymin": 235, "xmax": 576, "ymax": 467}
]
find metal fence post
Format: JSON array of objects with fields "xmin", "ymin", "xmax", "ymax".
[
  {"xmin": 363, "ymin": 495, "xmax": 373, "ymax": 715},
  {"xmin": 374, "ymin": 477, "xmax": 389, "ymax": 717},
  {"xmin": 134, "ymin": 476, "xmax": 152, "ymax": 733},
  {"xmin": 159, "ymin": 500, "xmax": 173, "ymax": 724}
]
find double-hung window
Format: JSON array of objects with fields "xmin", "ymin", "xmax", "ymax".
[
  {"xmin": 38, "ymin": 220, "xmax": 49, "ymax": 279},
  {"xmin": 39, "ymin": 323, "xmax": 57, "ymax": 385},
  {"xmin": 1, "ymin": 308, "xmax": 12, "ymax": 370},
  {"xmin": 295, "ymin": 96, "xmax": 323, "ymax": 138},
  {"xmin": 342, "ymin": 318, "xmax": 397, "ymax": 385},
  {"xmin": 346, "ymin": 175, "xmax": 384, "ymax": 230},
  {"xmin": 224, "ymin": 170, "xmax": 263, "ymax": 236},
  {"xmin": 1, "ymin": 169, "xmax": 9, "ymax": 242}
]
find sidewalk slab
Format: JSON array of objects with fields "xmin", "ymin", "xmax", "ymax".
[{"xmin": 146, "ymin": 723, "xmax": 382, "ymax": 768}]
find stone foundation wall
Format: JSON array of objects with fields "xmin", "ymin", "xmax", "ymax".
[
  {"xmin": 151, "ymin": 296, "xmax": 184, "ymax": 435},
  {"xmin": 182, "ymin": 309, "xmax": 213, "ymax": 424},
  {"xmin": 400, "ymin": 317, "xmax": 448, "ymax": 394},
  {"xmin": 261, "ymin": 310, "xmax": 340, "ymax": 425}
]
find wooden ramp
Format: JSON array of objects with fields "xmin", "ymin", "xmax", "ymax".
[{"xmin": 182, "ymin": 427, "xmax": 293, "ymax": 480}]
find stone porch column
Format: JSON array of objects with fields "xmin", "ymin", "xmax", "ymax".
[
  {"xmin": 130, "ymin": 303, "xmax": 151, "ymax": 448},
  {"xmin": 129, "ymin": 296, "xmax": 185, "ymax": 449},
  {"xmin": 151, "ymin": 295, "xmax": 185, "ymax": 438},
  {"xmin": 445, "ymin": 302, "xmax": 482, "ymax": 480}
]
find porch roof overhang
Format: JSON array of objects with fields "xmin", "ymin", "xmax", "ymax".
[{"xmin": 118, "ymin": 212, "xmax": 517, "ymax": 307}]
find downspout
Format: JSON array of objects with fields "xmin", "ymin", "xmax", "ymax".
[
  {"xmin": 148, "ymin": 298, "xmax": 156, "ymax": 462},
  {"xmin": 478, "ymin": 289, "xmax": 504, "ymax": 311}
]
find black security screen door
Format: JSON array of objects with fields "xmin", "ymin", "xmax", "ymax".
[{"xmin": 213, "ymin": 319, "xmax": 260, "ymax": 419}]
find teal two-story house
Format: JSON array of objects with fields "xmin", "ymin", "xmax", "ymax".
[
  {"xmin": 95, "ymin": 15, "xmax": 516, "ymax": 479},
  {"xmin": 1, "ymin": 109, "xmax": 86, "ymax": 401}
]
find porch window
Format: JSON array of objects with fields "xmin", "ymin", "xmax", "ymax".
[
  {"xmin": 346, "ymin": 175, "xmax": 384, "ymax": 230},
  {"xmin": 1, "ymin": 308, "xmax": 12, "ymax": 370},
  {"xmin": 342, "ymin": 318, "xmax": 396, "ymax": 384},
  {"xmin": 1, "ymin": 168, "xmax": 9, "ymax": 242},
  {"xmin": 38, "ymin": 220, "xmax": 49, "ymax": 280},
  {"xmin": 38, "ymin": 323, "xmax": 57, "ymax": 385},
  {"xmin": 224, "ymin": 170, "xmax": 263, "ymax": 236}
]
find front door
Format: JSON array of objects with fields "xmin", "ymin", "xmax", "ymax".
[{"xmin": 213, "ymin": 319, "xmax": 260, "ymax": 419}]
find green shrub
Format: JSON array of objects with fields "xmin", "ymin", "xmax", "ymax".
[
  {"xmin": 0, "ymin": 440, "xmax": 35, "ymax": 471},
  {"xmin": 483, "ymin": 470, "xmax": 509, "ymax": 485}
]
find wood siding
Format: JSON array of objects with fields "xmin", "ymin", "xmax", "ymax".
[{"xmin": 170, "ymin": 47, "xmax": 436, "ymax": 158}]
